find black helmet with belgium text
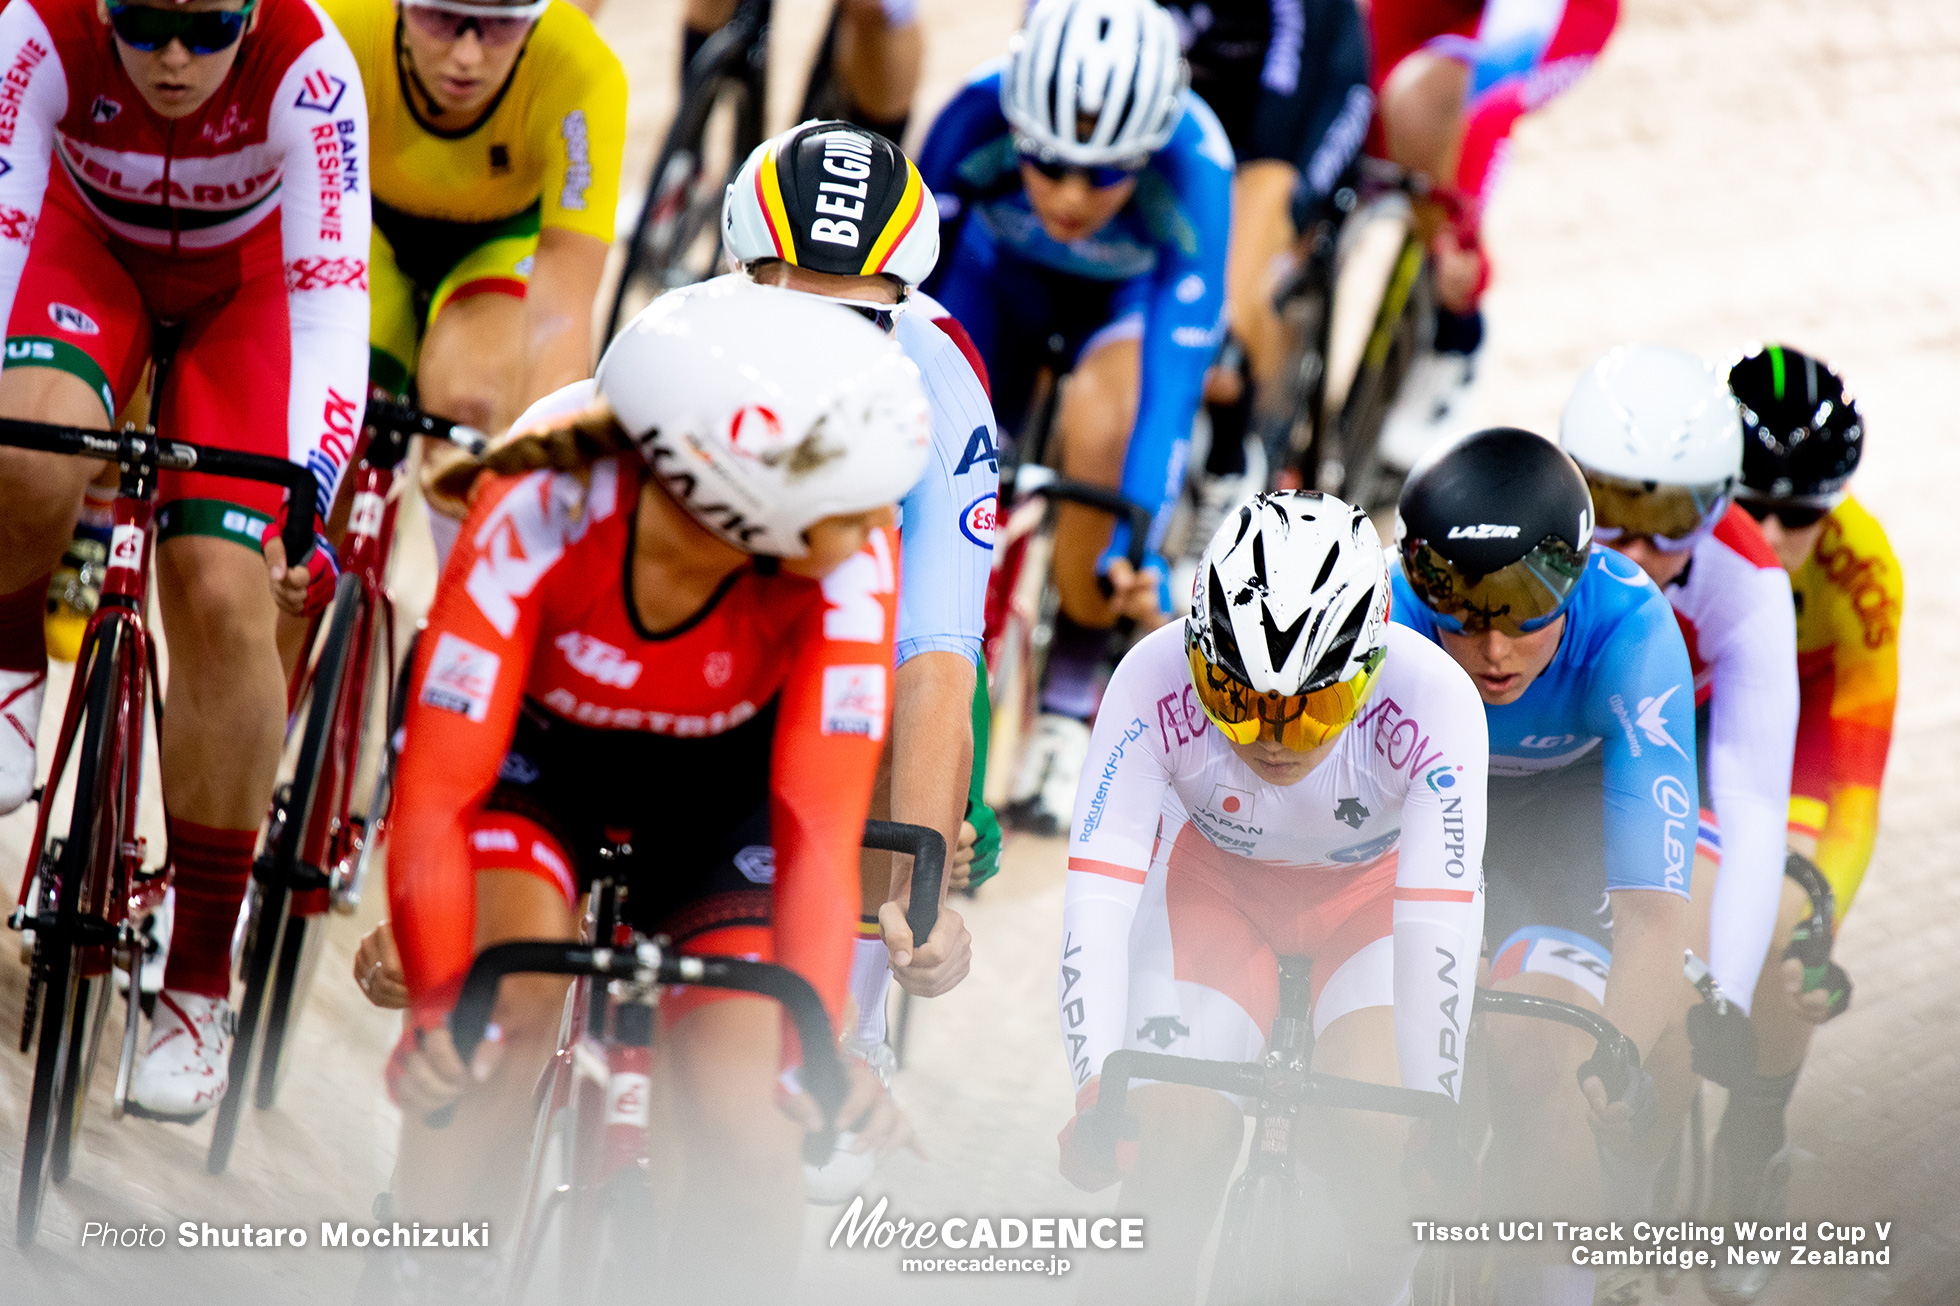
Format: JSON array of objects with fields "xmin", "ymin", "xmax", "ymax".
[
  {"xmin": 722, "ymin": 120, "xmax": 941, "ymax": 290},
  {"xmin": 1396, "ymin": 428, "xmax": 1594, "ymax": 636}
]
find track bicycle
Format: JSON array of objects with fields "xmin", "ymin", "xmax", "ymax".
[
  {"xmin": 1, "ymin": 323, "xmax": 321, "ymax": 1246},
  {"xmin": 427, "ymin": 819, "xmax": 945, "ymax": 1303},
  {"xmin": 604, "ymin": 0, "xmax": 874, "ymax": 337},
  {"xmin": 1267, "ymin": 158, "xmax": 1453, "ymax": 512},
  {"xmin": 206, "ymin": 400, "xmax": 486, "ymax": 1175},
  {"xmin": 980, "ymin": 341, "xmax": 1153, "ymax": 829},
  {"xmin": 1090, "ymin": 961, "xmax": 1642, "ymax": 1306}
]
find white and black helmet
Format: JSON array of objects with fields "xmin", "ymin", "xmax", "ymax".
[
  {"xmin": 722, "ymin": 121, "xmax": 940, "ymax": 293},
  {"xmin": 1002, "ymin": 0, "xmax": 1189, "ymax": 167},
  {"xmin": 597, "ymin": 278, "xmax": 930, "ymax": 558},
  {"xmin": 1187, "ymin": 491, "xmax": 1389, "ymax": 716}
]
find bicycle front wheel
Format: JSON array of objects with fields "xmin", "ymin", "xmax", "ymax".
[
  {"xmin": 606, "ymin": 69, "xmax": 763, "ymax": 338},
  {"xmin": 19, "ymin": 618, "xmax": 132, "ymax": 1245},
  {"xmin": 208, "ymin": 574, "xmax": 363, "ymax": 1174}
]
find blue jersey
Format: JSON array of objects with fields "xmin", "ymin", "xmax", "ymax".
[
  {"xmin": 916, "ymin": 64, "xmax": 1234, "ymax": 564},
  {"xmin": 893, "ymin": 296, "xmax": 1000, "ymax": 667},
  {"xmin": 1391, "ymin": 547, "xmax": 1699, "ymax": 897}
]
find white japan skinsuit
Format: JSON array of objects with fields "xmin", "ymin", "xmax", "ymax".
[{"xmin": 1059, "ymin": 621, "xmax": 1490, "ymax": 1104}]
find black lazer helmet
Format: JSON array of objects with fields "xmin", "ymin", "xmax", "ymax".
[
  {"xmin": 1727, "ymin": 344, "xmax": 1863, "ymax": 505},
  {"xmin": 1396, "ymin": 428, "xmax": 1594, "ymax": 636}
]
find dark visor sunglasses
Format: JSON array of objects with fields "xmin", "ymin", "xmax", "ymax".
[
  {"xmin": 1740, "ymin": 499, "xmax": 1830, "ymax": 530},
  {"xmin": 108, "ymin": 0, "xmax": 257, "ymax": 54}
]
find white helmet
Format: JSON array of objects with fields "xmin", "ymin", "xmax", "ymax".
[
  {"xmin": 1560, "ymin": 345, "xmax": 1742, "ymax": 487},
  {"xmin": 1002, "ymin": 0, "xmax": 1189, "ymax": 167},
  {"xmin": 1185, "ymin": 492, "xmax": 1390, "ymax": 750},
  {"xmin": 597, "ymin": 278, "xmax": 930, "ymax": 558},
  {"xmin": 722, "ymin": 120, "xmax": 940, "ymax": 291}
]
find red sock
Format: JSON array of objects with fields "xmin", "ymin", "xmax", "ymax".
[
  {"xmin": 0, "ymin": 574, "xmax": 49, "ymax": 673},
  {"xmin": 162, "ymin": 820, "xmax": 258, "ymax": 999}
]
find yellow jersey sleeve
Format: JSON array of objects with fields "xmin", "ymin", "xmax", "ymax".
[
  {"xmin": 1789, "ymin": 496, "xmax": 1901, "ymax": 919},
  {"xmin": 524, "ymin": 3, "xmax": 627, "ymax": 243}
]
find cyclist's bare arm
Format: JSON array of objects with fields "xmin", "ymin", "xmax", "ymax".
[
  {"xmin": 520, "ymin": 228, "xmax": 609, "ymax": 409},
  {"xmin": 1588, "ymin": 886, "xmax": 1689, "ymax": 1136},
  {"xmin": 877, "ymin": 649, "xmax": 974, "ymax": 993}
]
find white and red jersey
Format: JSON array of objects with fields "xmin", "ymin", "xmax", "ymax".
[
  {"xmin": 1663, "ymin": 505, "xmax": 1799, "ymax": 1013},
  {"xmin": 0, "ymin": 0, "xmax": 369, "ymax": 509},
  {"xmin": 1060, "ymin": 622, "xmax": 1488, "ymax": 1102}
]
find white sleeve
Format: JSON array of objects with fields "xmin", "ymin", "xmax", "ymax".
[
  {"xmin": 1387, "ymin": 640, "xmax": 1488, "ymax": 1102},
  {"xmin": 1705, "ymin": 571, "xmax": 1800, "ymax": 1015},
  {"xmin": 266, "ymin": 23, "xmax": 371, "ymax": 519},
  {"xmin": 1059, "ymin": 637, "xmax": 1177, "ymax": 1091},
  {"xmin": 0, "ymin": 2, "xmax": 67, "ymax": 323}
]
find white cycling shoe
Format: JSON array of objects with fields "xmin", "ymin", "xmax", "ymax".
[
  {"xmin": 805, "ymin": 1041, "xmax": 896, "ymax": 1205},
  {"xmin": 114, "ymin": 885, "xmax": 173, "ymax": 1000},
  {"xmin": 0, "ymin": 666, "xmax": 47, "ymax": 816},
  {"xmin": 130, "ymin": 990, "xmax": 233, "ymax": 1122},
  {"xmin": 1379, "ymin": 346, "xmax": 1484, "ymax": 473},
  {"xmin": 1004, "ymin": 713, "xmax": 1092, "ymax": 839}
]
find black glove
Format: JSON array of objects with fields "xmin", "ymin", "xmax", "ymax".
[
  {"xmin": 1578, "ymin": 1051, "xmax": 1658, "ymax": 1145},
  {"xmin": 1686, "ymin": 998, "xmax": 1760, "ymax": 1089}
]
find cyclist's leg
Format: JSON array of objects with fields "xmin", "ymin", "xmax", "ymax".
[
  {"xmin": 144, "ymin": 259, "xmax": 307, "ymax": 1051},
  {"xmin": 1083, "ymin": 827, "xmax": 1270, "ymax": 1304},
  {"xmin": 0, "ymin": 183, "xmax": 144, "ymax": 809},
  {"xmin": 368, "ymin": 226, "xmax": 419, "ymax": 401},
  {"xmin": 1051, "ymin": 289, "xmax": 1146, "ymax": 630},
  {"xmin": 648, "ymin": 805, "xmax": 826, "ymax": 1298},
  {"xmin": 389, "ymin": 818, "xmax": 579, "ymax": 1227},
  {"xmin": 829, "ymin": 0, "xmax": 921, "ymax": 140},
  {"xmin": 1477, "ymin": 759, "xmax": 1620, "ymax": 1303},
  {"xmin": 680, "ymin": 0, "xmax": 737, "ymax": 83},
  {"xmin": 414, "ymin": 224, "xmax": 537, "ymax": 435}
]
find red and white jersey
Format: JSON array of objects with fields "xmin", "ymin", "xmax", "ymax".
[
  {"xmin": 1060, "ymin": 622, "xmax": 1488, "ymax": 1100},
  {"xmin": 1663, "ymin": 505, "xmax": 1799, "ymax": 1013},
  {"xmin": 390, "ymin": 458, "xmax": 898, "ymax": 1026},
  {"xmin": 0, "ymin": 0, "xmax": 369, "ymax": 508}
]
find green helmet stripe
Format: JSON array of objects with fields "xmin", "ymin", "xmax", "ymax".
[{"xmin": 1768, "ymin": 344, "xmax": 1786, "ymax": 400}]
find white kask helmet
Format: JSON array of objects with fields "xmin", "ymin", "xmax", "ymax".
[
  {"xmin": 1002, "ymin": 0, "xmax": 1189, "ymax": 167},
  {"xmin": 1560, "ymin": 344, "xmax": 1743, "ymax": 487},
  {"xmin": 597, "ymin": 278, "xmax": 930, "ymax": 558},
  {"xmin": 722, "ymin": 120, "xmax": 940, "ymax": 291},
  {"xmin": 1188, "ymin": 492, "xmax": 1390, "ymax": 698}
]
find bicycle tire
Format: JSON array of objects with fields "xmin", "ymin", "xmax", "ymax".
[
  {"xmin": 1332, "ymin": 236, "xmax": 1431, "ymax": 511},
  {"xmin": 257, "ymin": 586, "xmax": 387, "ymax": 1106},
  {"xmin": 605, "ymin": 69, "xmax": 763, "ymax": 340},
  {"xmin": 51, "ymin": 974, "xmax": 110, "ymax": 1184},
  {"xmin": 208, "ymin": 574, "xmax": 362, "ymax": 1174},
  {"xmin": 19, "ymin": 618, "xmax": 130, "ymax": 1246}
]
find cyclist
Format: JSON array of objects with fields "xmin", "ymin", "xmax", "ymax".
[
  {"xmin": 1371, "ymin": 0, "xmax": 1621, "ymax": 471},
  {"xmin": 1162, "ymin": 0, "xmax": 1373, "ymax": 518},
  {"xmin": 721, "ymin": 121, "xmax": 996, "ymax": 1059},
  {"xmin": 917, "ymin": 0, "xmax": 1232, "ymax": 832},
  {"xmin": 1056, "ymin": 492, "xmax": 1486, "ymax": 1305},
  {"xmin": 1701, "ymin": 345, "xmax": 1899, "ymax": 1305},
  {"xmin": 0, "ymin": 0, "xmax": 368, "ymax": 1118},
  {"xmin": 1392, "ymin": 428, "xmax": 1693, "ymax": 1305},
  {"xmin": 377, "ymin": 279, "xmax": 928, "ymax": 1299},
  {"xmin": 322, "ymin": 0, "xmax": 624, "ymax": 426},
  {"xmin": 1560, "ymin": 348, "xmax": 1799, "ymax": 1138},
  {"xmin": 680, "ymin": 0, "xmax": 920, "ymax": 144}
]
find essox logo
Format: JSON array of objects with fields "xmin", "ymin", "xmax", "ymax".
[
  {"xmin": 554, "ymin": 631, "xmax": 643, "ymax": 689},
  {"xmin": 959, "ymin": 493, "xmax": 997, "ymax": 549}
]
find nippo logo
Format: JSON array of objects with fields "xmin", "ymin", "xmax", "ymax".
[{"xmin": 959, "ymin": 493, "xmax": 997, "ymax": 549}]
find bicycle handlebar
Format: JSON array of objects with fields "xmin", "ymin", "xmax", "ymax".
[
  {"xmin": 432, "ymin": 820, "xmax": 946, "ymax": 1153},
  {"xmin": 861, "ymin": 819, "xmax": 945, "ymax": 948},
  {"xmin": 0, "ymin": 416, "xmax": 318, "ymax": 564},
  {"xmin": 1012, "ymin": 467, "xmax": 1152, "ymax": 570},
  {"xmin": 361, "ymin": 399, "xmax": 488, "ymax": 468},
  {"xmin": 1097, "ymin": 1049, "xmax": 1457, "ymax": 1122},
  {"xmin": 1094, "ymin": 988, "xmax": 1640, "ymax": 1122}
]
